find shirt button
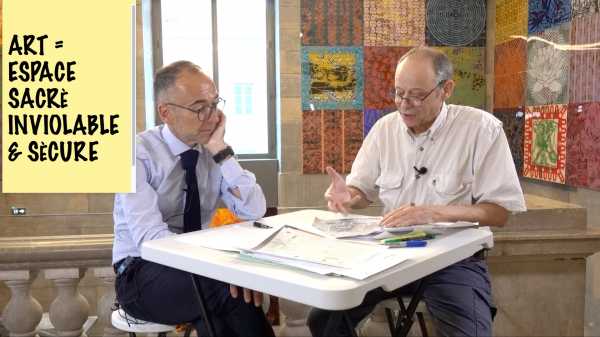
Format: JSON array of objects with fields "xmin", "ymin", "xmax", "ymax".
[{"xmin": 419, "ymin": 146, "xmax": 424, "ymax": 151}]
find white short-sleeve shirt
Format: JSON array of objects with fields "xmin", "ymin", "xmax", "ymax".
[{"xmin": 347, "ymin": 103, "xmax": 527, "ymax": 215}]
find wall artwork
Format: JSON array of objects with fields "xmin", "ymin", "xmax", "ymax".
[
  {"xmin": 571, "ymin": 0, "xmax": 600, "ymax": 18},
  {"xmin": 301, "ymin": 47, "xmax": 364, "ymax": 110},
  {"xmin": 301, "ymin": 0, "xmax": 363, "ymax": 46},
  {"xmin": 526, "ymin": 23, "xmax": 570, "ymax": 106},
  {"xmin": 493, "ymin": 108, "xmax": 525, "ymax": 176},
  {"xmin": 438, "ymin": 47, "xmax": 486, "ymax": 108},
  {"xmin": 363, "ymin": 0, "xmax": 425, "ymax": 46},
  {"xmin": 569, "ymin": 12, "xmax": 600, "ymax": 104},
  {"xmin": 495, "ymin": 0, "xmax": 529, "ymax": 45},
  {"xmin": 566, "ymin": 102, "xmax": 600, "ymax": 190},
  {"xmin": 523, "ymin": 104, "xmax": 568, "ymax": 184},
  {"xmin": 302, "ymin": 110, "xmax": 364, "ymax": 174},
  {"xmin": 425, "ymin": 0, "xmax": 486, "ymax": 47},
  {"xmin": 363, "ymin": 46, "xmax": 411, "ymax": 110},
  {"xmin": 528, "ymin": 0, "xmax": 572, "ymax": 33}
]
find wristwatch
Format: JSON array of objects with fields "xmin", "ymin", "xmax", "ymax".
[{"xmin": 212, "ymin": 145, "xmax": 234, "ymax": 164}]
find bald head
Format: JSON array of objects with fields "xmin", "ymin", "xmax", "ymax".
[
  {"xmin": 154, "ymin": 60, "xmax": 207, "ymax": 105},
  {"xmin": 397, "ymin": 47, "xmax": 454, "ymax": 84}
]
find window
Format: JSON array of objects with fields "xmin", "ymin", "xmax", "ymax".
[{"xmin": 157, "ymin": 0, "xmax": 275, "ymax": 157}]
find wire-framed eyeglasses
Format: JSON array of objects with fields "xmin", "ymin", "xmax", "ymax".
[
  {"xmin": 392, "ymin": 80, "xmax": 446, "ymax": 106},
  {"xmin": 165, "ymin": 97, "xmax": 226, "ymax": 121}
]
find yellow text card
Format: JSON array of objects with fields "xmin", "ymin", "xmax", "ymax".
[{"xmin": 2, "ymin": 0, "xmax": 135, "ymax": 192}]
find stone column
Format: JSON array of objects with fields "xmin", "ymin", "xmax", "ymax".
[
  {"xmin": 277, "ymin": 298, "xmax": 311, "ymax": 337},
  {"xmin": 45, "ymin": 268, "xmax": 90, "ymax": 337},
  {"xmin": 93, "ymin": 267, "xmax": 125, "ymax": 337},
  {"xmin": 0, "ymin": 270, "xmax": 43, "ymax": 337}
]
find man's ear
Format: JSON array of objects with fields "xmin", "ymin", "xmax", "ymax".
[
  {"xmin": 157, "ymin": 103, "xmax": 170, "ymax": 124},
  {"xmin": 442, "ymin": 79, "xmax": 455, "ymax": 100}
]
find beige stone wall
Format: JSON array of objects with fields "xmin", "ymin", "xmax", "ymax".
[{"xmin": 0, "ymin": 1, "xmax": 146, "ymax": 237}]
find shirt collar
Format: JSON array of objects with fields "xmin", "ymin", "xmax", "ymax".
[
  {"xmin": 161, "ymin": 124, "xmax": 202, "ymax": 157},
  {"xmin": 405, "ymin": 102, "xmax": 449, "ymax": 140}
]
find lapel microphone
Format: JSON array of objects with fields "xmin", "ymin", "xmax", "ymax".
[{"xmin": 413, "ymin": 166, "xmax": 428, "ymax": 179}]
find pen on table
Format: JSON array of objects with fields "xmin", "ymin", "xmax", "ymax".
[
  {"xmin": 385, "ymin": 240, "xmax": 427, "ymax": 248},
  {"xmin": 253, "ymin": 221, "xmax": 272, "ymax": 229}
]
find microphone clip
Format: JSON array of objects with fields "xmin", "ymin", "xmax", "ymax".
[{"xmin": 413, "ymin": 166, "xmax": 428, "ymax": 179}]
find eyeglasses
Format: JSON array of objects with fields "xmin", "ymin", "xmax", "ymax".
[
  {"xmin": 392, "ymin": 80, "xmax": 446, "ymax": 106},
  {"xmin": 165, "ymin": 97, "xmax": 226, "ymax": 121}
]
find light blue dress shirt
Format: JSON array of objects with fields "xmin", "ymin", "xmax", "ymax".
[{"xmin": 112, "ymin": 124, "xmax": 266, "ymax": 264}]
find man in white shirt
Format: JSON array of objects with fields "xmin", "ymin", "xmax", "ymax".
[
  {"xmin": 309, "ymin": 47, "xmax": 526, "ymax": 337},
  {"xmin": 113, "ymin": 61, "xmax": 274, "ymax": 337}
]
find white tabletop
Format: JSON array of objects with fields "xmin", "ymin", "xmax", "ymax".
[{"xmin": 141, "ymin": 210, "xmax": 493, "ymax": 310}]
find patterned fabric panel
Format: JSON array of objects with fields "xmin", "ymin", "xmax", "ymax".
[
  {"xmin": 437, "ymin": 47, "xmax": 486, "ymax": 108},
  {"xmin": 425, "ymin": 0, "xmax": 486, "ymax": 47},
  {"xmin": 493, "ymin": 108, "xmax": 526, "ymax": 176},
  {"xmin": 569, "ymin": 12, "xmax": 600, "ymax": 103},
  {"xmin": 566, "ymin": 102, "xmax": 600, "ymax": 190},
  {"xmin": 301, "ymin": 47, "xmax": 364, "ymax": 110},
  {"xmin": 364, "ymin": 46, "xmax": 411, "ymax": 110},
  {"xmin": 301, "ymin": 0, "xmax": 363, "ymax": 46},
  {"xmin": 528, "ymin": 0, "xmax": 571, "ymax": 33},
  {"xmin": 526, "ymin": 23, "xmax": 570, "ymax": 106},
  {"xmin": 523, "ymin": 104, "xmax": 568, "ymax": 184},
  {"xmin": 364, "ymin": 0, "xmax": 425, "ymax": 46},
  {"xmin": 495, "ymin": 0, "xmax": 528, "ymax": 45}
]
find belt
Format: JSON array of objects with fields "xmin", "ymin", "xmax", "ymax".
[{"xmin": 113, "ymin": 256, "xmax": 140, "ymax": 275}]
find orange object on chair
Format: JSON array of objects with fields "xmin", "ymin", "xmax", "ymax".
[{"xmin": 209, "ymin": 208, "xmax": 241, "ymax": 228}]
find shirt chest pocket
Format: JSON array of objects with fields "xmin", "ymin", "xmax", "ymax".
[
  {"xmin": 375, "ymin": 174, "xmax": 404, "ymax": 209},
  {"xmin": 431, "ymin": 173, "xmax": 472, "ymax": 204}
]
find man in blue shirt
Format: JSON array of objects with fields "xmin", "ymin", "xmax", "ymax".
[{"xmin": 112, "ymin": 60, "xmax": 273, "ymax": 336}]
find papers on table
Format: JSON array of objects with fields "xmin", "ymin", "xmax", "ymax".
[
  {"xmin": 240, "ymin": 226, "xmax": 411, "ymax": 280},
  {"xmin": 385, "ymin": 221, "xmax": 478, "ymax": 233},
  {"xmin": 312, "ymin": 216, "xmax": 383, "ymax": 238},
  {"xmin": 176, "ymin": 223, "xmax": 278, "ymax": 252}
]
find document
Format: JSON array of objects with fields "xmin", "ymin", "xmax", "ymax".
[
  {"xmin": 240, "ymin": 226, "xmax": 411, "ymax": 280},
  {"xmin": 312, "ymin": 216, "xmax": 383, "ymax": 238}
]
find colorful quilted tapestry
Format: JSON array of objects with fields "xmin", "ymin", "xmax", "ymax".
[
  {"xmin": 438, "ymin": 47, "xmax": 486, "ymax": 108},
  {"xmin": 301, "ymin": 0, "xmax": 363, "ymax": 46},
  {"xmin": 528, "ymin": 0, "xmax": 571, "ymax": 33},
  {"xmin": 301, "ymin": 47, "xmax": 364, "ymax": 110},
  {"xmin": 566, "ymin": 102, "xmax": 600, "ymax": 190},
  {"xmin": 494, "ymin": 72, "xmax": 527, "ymax": 109},
  {"xmin": 302, "ymin": 110, "xmax": 364, "ymax": 174},
  {"xmin": 495, "ymin": 39, "xmax": 527, "ymax": 77},
  {"xmin": 493, "ymin": 108, "xmax": 526, "ymax": 176},
  {"xmin": 523, "ymin": 104, "xmax": 568, "ymax": 184},
  {"xmin": 364, "ymin": 0, "xmax": 425, "ymax": 47},
  {"xmin": 569, "ymin": 12, "xmax": 600, "ymax": 103},
  {"xmin": 363, "ymin": 47, "xmax": 411, "ymax": 110},
  {"xmin": 495, "ymin": 0, "xmax": 528, "ymax": 45},
  {"xmin": 425, "ymin": 0, "xmax": 486, "ymax": 47},
  {"xmin": 526, "ymin": 23, "xmax": 570, "ymax": 106}
]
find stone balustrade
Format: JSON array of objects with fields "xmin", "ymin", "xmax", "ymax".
[{"xmin": 0, "ymin": 234, "xmax": 122, "ymax": 337}]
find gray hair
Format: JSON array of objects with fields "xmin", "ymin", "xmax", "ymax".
[
  {"xmin": 397, "ymin": 47, "xmax": 454, "ymax": 83},
  {"xmin": 154, "ymin": 60, "xmax": 203, "ymax": 104}
]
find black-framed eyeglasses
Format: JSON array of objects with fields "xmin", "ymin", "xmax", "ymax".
[
  {"xmin": 392, "ymin": 80, "xmax": 446, "ymax": 106},
  {"xmin": 165, "ymin": 97, "xmax": 226, "ymax": 121}
]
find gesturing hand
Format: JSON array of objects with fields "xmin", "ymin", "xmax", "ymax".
[{"xmin": 324, "ymin": 166, "xmax": 361, "ymax": 214}]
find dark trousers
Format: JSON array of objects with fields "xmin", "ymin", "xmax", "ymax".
[
  {"xmin": 308, "ymin": 256, "xmax": 495, "ymax": 337},
  {"xmin": 114, "ymin": 258, "xmax": 275, "ymax": 337}
]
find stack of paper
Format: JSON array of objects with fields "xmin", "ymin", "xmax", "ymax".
[{"xmin": 240, "ymin": 226, "xmax": 409, "ymax": 280}]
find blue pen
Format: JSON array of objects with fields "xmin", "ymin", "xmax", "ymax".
[{"xmin": 386, "ymin": 240, "xmax": 427, "ymax": 248}]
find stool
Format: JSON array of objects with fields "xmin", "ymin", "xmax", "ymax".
[{"xmin": 111, "ymin": 308, "xmax": 180, "ymax": 337}]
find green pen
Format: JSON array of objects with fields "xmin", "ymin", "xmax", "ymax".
[{"xmin": 380, "ymin": 231, "xmax": 436, "ymax": 244}]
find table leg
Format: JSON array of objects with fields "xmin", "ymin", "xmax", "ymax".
[
  {"xmin": 390, "ymin": 279, "xmax": 427, "ymax": 337},
  {"xmin": 190, "ymin": 274, "xmax": 216, "ymax": 337}
]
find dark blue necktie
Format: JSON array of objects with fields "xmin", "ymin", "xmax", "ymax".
[{"xmin": 180, "ymin": 149, "xmax": 201, "ymax": 233}]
